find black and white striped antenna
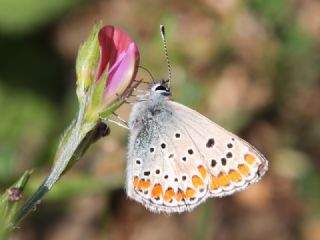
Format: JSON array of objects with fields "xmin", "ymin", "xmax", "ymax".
[{"xmin": 160, "ymin": 25, "xmax": 172, "ymax": 87}]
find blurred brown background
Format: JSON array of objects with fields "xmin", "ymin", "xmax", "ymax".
[{"xmin": 0, "ymin": 0, "xmax": 319, "ymax": 239}]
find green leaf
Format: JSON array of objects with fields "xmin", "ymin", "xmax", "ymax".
[{"xmin": 0, "ymin": 170, "xmax": 32, "ymax": 238}]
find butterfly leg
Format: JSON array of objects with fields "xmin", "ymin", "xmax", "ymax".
[
  {"xmin": 102, "ymin": 118, "xmax": 129, "ymax": 129},
  {"xmin": 101, "ymin": 113, "xmax": 129, "ymax": 130},
  {"xmin": 113, "ymin": 112, "xmax": 128, "ymax": 126},
  {"xmin": 107, "ymin": 119, "xmax": 129, "ymax": 129}
]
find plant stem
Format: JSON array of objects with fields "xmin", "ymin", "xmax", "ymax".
[{"xmin": 12, "ymin": 101, "xmax": 95, "ymax": 226}]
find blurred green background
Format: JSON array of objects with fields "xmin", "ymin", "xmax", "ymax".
[{"xmin": 0, "ymin": 0, "xmax": 320, "ymax": 239}]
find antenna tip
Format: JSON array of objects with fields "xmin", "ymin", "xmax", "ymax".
[{"xmin": 160, "ymin": 25, "xmax": 165, "ymax": 39}]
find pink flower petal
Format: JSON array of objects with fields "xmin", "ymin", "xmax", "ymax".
[
  {"xmin": 96, "ymin": 25, "xmax": 140, "ymax": 105},
  {"xmin": 104, "ymin": 43, "xmax": 137, "ymax": 98},
  {"xmin": 97, "ymin": 25, "xmax": 136, "ymax": 81}
]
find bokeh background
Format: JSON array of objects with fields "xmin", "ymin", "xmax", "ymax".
[{"xmin": 0, "ymin": 0, "xmax": 319, "ymax": 239}]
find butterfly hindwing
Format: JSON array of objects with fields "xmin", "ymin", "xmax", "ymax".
[{"xmin": 169, "ymin": 101, "xmax": 268, "ymax": 197}]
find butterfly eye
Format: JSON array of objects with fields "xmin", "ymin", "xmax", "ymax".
[
  {"xmin": 154, "ymin": 85, "xmax": 167, "ymax": 91},
  {"xmin": 152, "ymin": 84, "xmax": 171, "ymax": 96}
]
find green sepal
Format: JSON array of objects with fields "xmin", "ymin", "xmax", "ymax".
[
  {"xmin": 84, "ymin": 67, "xmax": 108, "ymax": 122},
  {"xmin": 91, "ymin": 67, "xmax": 108, "ymax": 109},
  {"xmin": 75, "ymin": 22, "xmax": 102, "ymax": 102}
]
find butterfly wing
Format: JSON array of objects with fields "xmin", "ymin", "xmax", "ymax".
[
  {"xmin": 126, "ymin": 100, "xmax": 268, "ymax": 213},
  {"xmin": 169, "ymin": 101, "xmax": 268, "ymax": 198}
]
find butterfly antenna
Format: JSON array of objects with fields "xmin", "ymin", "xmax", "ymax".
[{"xmin": 160, "ymin": 25, "xmax": 172, "ymax": 88}]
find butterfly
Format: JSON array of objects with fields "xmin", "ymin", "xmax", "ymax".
[
  {"xmin": 125, "ymin": 25, "xmax": 268, "ymax": 213},
  {"xmin": 125, "ymin": 79, "xmax": 268, "ymax": 213}
]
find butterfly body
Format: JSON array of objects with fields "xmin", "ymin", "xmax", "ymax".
[{"xmin": 126, "ymin": 80, "xmax": 268, "ymax": 213}]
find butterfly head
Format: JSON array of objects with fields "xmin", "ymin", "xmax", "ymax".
[{"xmin": 149, "ymin": 79, "xmax": 171, "ymax": 97}]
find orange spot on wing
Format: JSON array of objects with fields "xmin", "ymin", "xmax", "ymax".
[
  {"xmin": 244, "ymin": 153, "xmax": 256, "ymax": 165},
  {"xmin": 164, "ymin": 188, "xmax": 175, "ymax": 202},
  {"xmin": 133, "ymin": 176, "xmax": 139, "ymax": 188},
  {"xmin": 138, "ymin": 179, "xmax": 151, "ymax": 189},
  {"xmin": 229, "ymin": 170, "xmax": 242, "ymax": 182},
  {"xmin": 192, "ymin": 175, "xmax": 204, "ymax": 188},
  {"xmin": 185, "ymin": 188, "xmax": 196, "ymax": 199},
  {"xmin": 197, "ymin": 165, "xmax": 207, "ymax": 179},
  {"xmin": 176, "ymin": 189, "xmax": 185, "ymax": 202},
  {"xmin": 151, "ymin": 184, "xmax": 163, "ymax": 198},
  {"xmin": 238, "ymin": 164, "xmax": 250, "ymax": 176},
  {"xmin": 218, "ymin": 173, "xmax": 230, "ymax": 187},
  {"xmin": 210, "ymin": 177, "xmax": 220, "ymax": 190}
]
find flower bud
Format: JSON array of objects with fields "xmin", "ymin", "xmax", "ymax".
[{"xmin": 76, "ymin": 24, "xmax": 140, "ymax": 120}]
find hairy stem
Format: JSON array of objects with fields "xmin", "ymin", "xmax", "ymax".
[{"xmin": 12, "ymin": 101, "xmax": 96, "ymax": 226}]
